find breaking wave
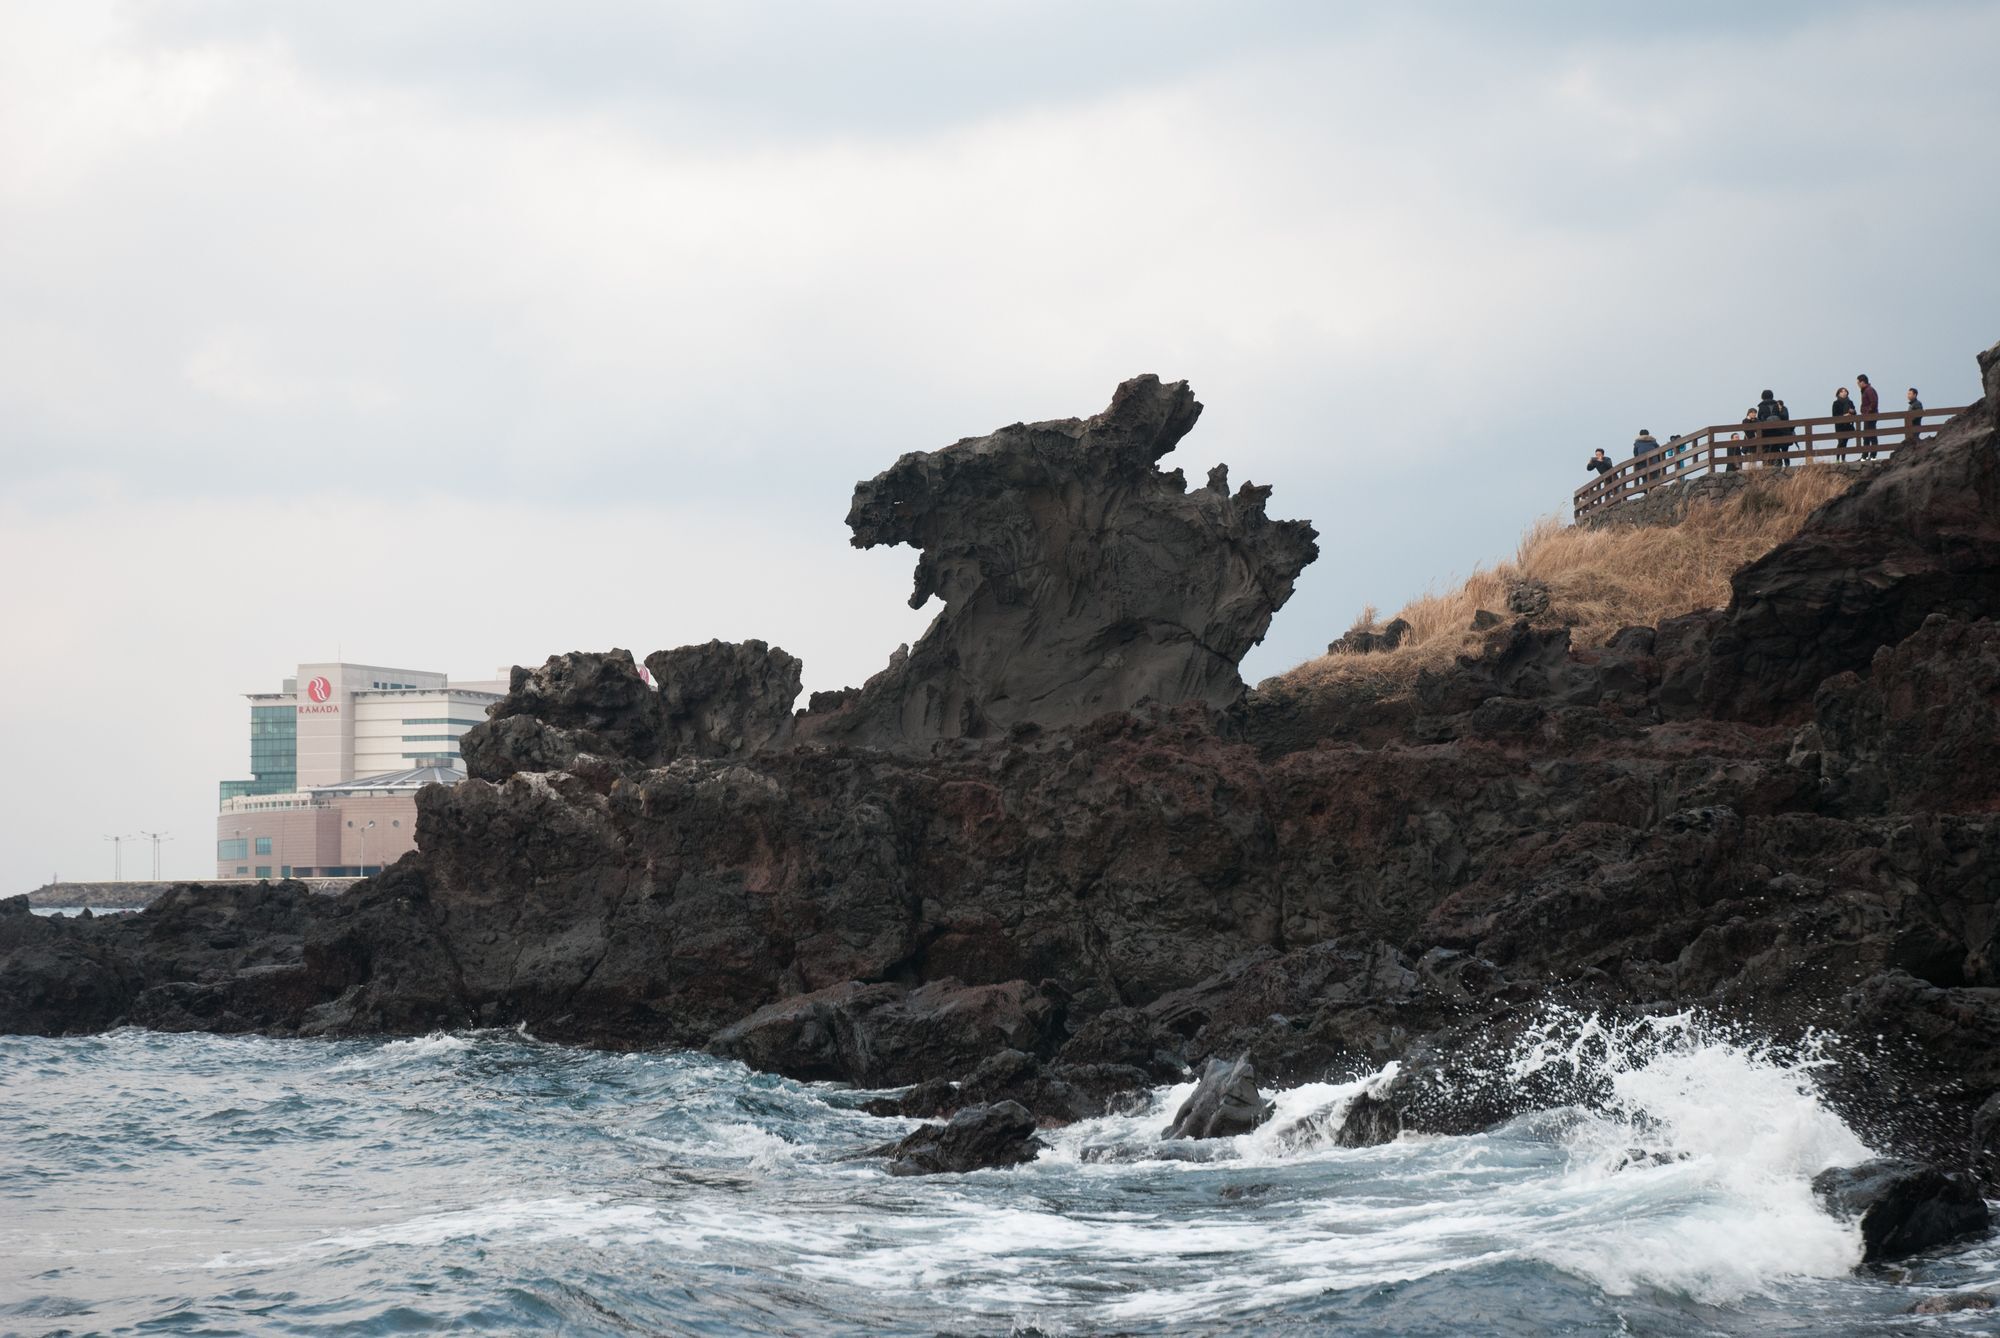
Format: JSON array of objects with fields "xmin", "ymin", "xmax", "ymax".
[{"xmin": 1, "ymin": 1012, "xmax": 1990, "ymax": 1334}]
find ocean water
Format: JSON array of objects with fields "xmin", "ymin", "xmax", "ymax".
[{"xmin": 2, "ymin": 1016, "xmax": 1994, "ymax": 1336}]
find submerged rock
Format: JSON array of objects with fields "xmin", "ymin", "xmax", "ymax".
[
  {"xmin": 1811, "ymin": 1159, "xmax": 1991, "ymax": 1263},
  {"xmin": 1163, "ymin": 1055, "xmax": 1272, "ymax": 1140},
  {"xmin": 881, "ymin": 1100, "xmax": 1042, "ymax": 1176},
  {"xmin": 1907, "ymin": 1292, "xmax": 1995, "ymax": 1315}
]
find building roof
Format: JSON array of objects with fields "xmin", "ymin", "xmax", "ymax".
[{"xmin": 307, "ymin": 764, "xmax": 466, "ymax": 796}]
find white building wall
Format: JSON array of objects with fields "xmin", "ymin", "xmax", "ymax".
[
  {"xmin": 351, "ymin": 689, "xmax": 500, "ymax": 777},
  {"xmin": 294, "ymin": 662, "xmax": 446, "ymax": 786}
]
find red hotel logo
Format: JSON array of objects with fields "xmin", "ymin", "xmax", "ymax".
[{"xmin": 300, "ymin": 675, "xmax": 339, "ymax": 713}]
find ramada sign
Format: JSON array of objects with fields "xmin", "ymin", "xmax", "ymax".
[{"xmin": 299, "ymin": 675, "xmax": 339, "ymax": 714}]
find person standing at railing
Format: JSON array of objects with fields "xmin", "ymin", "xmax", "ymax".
[
  {"xmin": 1632, "ymin": 429, "xmax": 1661, "ymax": 483},
  {"xmin": 1727, "ymin": 410, "xmax": 1757, "ymax": 472},
  {"xmin": 1832, "ymin": 387, "xmax": 1857, "ymax": 461},
  {"xmin": 1907, "ymin": 388, "xmax": 1924, "ymax": 444},
  {"xmin": 1857, "ymin": 374, "xmax": 1880, "ymax": 458},
  {"xmin": 1586, "ymin": 448, "xmax": 1614, "ymax": 478},
  {"xmin": 1774, "ymin": 398, "xmax": 1795, "ymax": 465},
  {"xmin": 1756, "ymin": 391, "xmax": 1787, "ymax": 467}
]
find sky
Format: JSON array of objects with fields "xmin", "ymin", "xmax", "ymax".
[{"xmin": 3, "ymin": 1, "xmax": 1997, "ymax": 891}]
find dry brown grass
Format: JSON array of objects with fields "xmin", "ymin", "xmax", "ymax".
[{"xmin": 1280, "ymin": 465, "xmax": 1858, "ymax": 694}]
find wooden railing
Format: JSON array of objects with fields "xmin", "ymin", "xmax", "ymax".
[{"xmin": 1573, "ymin": 406, "xmax": 1968, "ymax": 520}]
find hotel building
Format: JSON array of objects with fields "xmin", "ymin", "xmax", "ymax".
[{"xmin": 216, "ymin": 662, "xmax": 507, "ymax": 878}]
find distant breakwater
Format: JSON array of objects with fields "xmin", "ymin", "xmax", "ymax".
[{"xmin": 24, "ymin": 879, "xmax": 357, "ymax": 910}]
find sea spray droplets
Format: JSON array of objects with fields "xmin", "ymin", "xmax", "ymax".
[
  {"xmin": 1, "ymin": 1027, "xmax": 1964, "ymax": 1334},
  {"xmin": 1490, "ymin": 1010, "xmax": 1876, "ymax": 1300}
]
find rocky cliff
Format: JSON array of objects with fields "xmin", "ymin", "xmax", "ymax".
[
  {"xmin": 5, "ymin": 348, "xmax": 1999, "ymax": 1190},
  {"xmin": 806, "ymin": 374, "xmax": 1318, "ymax": 746}
]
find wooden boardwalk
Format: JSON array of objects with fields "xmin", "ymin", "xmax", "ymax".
[{"xmin": 1573, "ymin": 405, "xmax": 1967, "ymax": 521}]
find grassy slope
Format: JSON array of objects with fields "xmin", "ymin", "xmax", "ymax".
[{"xmin": 1280, "ymin": 465, "xmax": 1858, "ymax": 693}]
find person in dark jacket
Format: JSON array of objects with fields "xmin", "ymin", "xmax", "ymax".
[
  {"xmin": 1831, "ymin": 388, "xmax": 1857, "ymax": 460},
  {"xmin": 1857, "ymin": 374, "xmax": 1880, "ymax": 457},
  {"xmin": 1632, "ymin": 429, "xmax": 1661, "ymax": 482},
  {"xmin": 1727, "ymin": 409, "xmax": 1757, "ymax": 472},
  {"xmin": 1906, "ymin": 387, "xmax": 1924, "ymax": 444},
  {"xmin": 1755, "ymin": 391, "xmax": 1785, "ymax": 466},
  {"xmin": 1586, "ymin": 448, "xmax": 1614, "ymax": 477}
]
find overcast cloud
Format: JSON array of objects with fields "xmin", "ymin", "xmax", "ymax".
[{"xmin": 3, "ymin": 1, "xmax": 1997, "ymax": 891}]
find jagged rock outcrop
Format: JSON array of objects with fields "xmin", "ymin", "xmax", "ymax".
[
  {"xmin": 645, "ymin": 639, "xmax": 802, "ymax": 758},
  {"xmin": 706, "ymin": 978, "xmax": 1063, "ymax": 1087},
  {"xmin": 1702, "ymin": 340, "xmax": 2000, "ymax": 722},
  {"xmin": 800, "ymin": 375, "xmax": 1318, "ymax": 747},
  {"xmin": 1332, "ymin": 1089, "xmax": 1404, "ymax": 1149},
  {"xmin": 460, "ymin": 649, "xmax": 662, "ymax": 782},
  {"xmin": 8, "ymin": 340, "xmax": 2000, "ymax": 1198},
  {"xmin": 1163, "ymin": 1055, "xmax": 1272, "ymax": 1140},
  {"xmin": 862, "ymin": 1049, "xmax": 1157, "ymax": 1126},
  {"xmin": 877, "ymin": 1100, "xmax": 1043, "ymax": 1175},
  {"xmin": 461, "ymin": 643, "xmax": 803, "ymax": 781},
  {"xmin": 1812, "ymin": 1159, "xmax": 1991, "ymax": 1263},
  {"xmin": 1796, "ymin": 614, "xmax": 2000, "ymax": 814},
  {"xmin": 1328, "ymin": 618, "xmax": 1410, "ymax": 656}
]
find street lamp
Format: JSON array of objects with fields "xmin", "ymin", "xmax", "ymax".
[
  {"xmin": 138, "ymin": 830, "xmax": 172, "ymax": 881},
  {"xmin": 360, "ymin": 819, "xmax": 376, "ymax": 876},
  {"xmin": 101, "ymin": 833, "xmax": 134, "ymax": 881}
]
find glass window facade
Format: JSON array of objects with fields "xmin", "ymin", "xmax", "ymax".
[
  {"xmin": 254, "ymin": 836, "xmax": 272, "ymax": 856},
  {"xmin": 221, "ymin": 705, "xmax": 298, "ymax": 806},
  {"xmin": 218, "ymin": 838, "xmax": 248, "ymax": 861},
  {"xmin": 401, "ymin": 718, "xmax": 486, "ymax": 728},
  {"xmin": 249, "ymin": 705, "xmax": 298, "ymax": 788},
  {"xmin": 254, "ymin": 866, "xmax": 272, "ymax": 878}
]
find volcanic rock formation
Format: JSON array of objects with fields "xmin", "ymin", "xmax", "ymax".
[
  {"xmin": 803, "ymin": 374, "xmax": 1319, "ymax": 746},
  {"xmin": 6, "ymin": 347, "xmax": 2000, "ymax": 1219}
]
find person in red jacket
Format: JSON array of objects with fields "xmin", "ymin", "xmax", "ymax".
[{"xmin": 1856, "ymin": 374, "xmax": 1880, "ymax": 458}]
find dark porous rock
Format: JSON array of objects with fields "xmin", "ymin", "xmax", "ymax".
[
  {"xmin": 1329, "ymin": 617, "xmax": 1411, "ymax": 657},
  {"xmin": 708, "ymin": 979, "xmax": 1063, "ymax": 1088},
  {"xmin": 460, "ymin": 649, "xmax": 663, "ymax": 782},
  {"xmin": 1055, "ymin": 1006, "xmax": 1186, "ymax": 1082},
  {"xmin": 1803, "ymin": 616, "xmax": 2000, "ymax": 814},
  {"xmin": 881, "ymin": 1100, "xmax": 1043, "ymax": 1176},
  {"xmin": 16, "ymin": 338, "xmax": 2000, "ymax": 1190},
  {"xmin": 865, "ymin": 1049, "xmax": 1155, "ymax": 1126},
  {"xmin": 1163, "ymin": 1055, "xmax": 1272, "ymax": 1140},
  {"xmin": 1908, "ymin": 1292, "xmax": 1995, "ymax": 1315},
  {"xmin": 1332, "ymin": 1089, "xmax": 1404, "ymax": 1149},
  {"xmin": 1414, "ymin": 621, "xmax": 1586, "ymax": 718},
  {"xmin": 1140, "ymin": 939, "xmax": 1439, "ymax": 1085},
  {"xmin": 1972, "ymin": 1093, "xmax": 2000, "ymax": 1188},
  {"xmin": 802, "ymin": 374, "xmax": 1318, "ymax": 747},
  {"xmin": 644, "ymin": 639, "xmax": 803, "ymax": 759},
  {"xmin": 1811, "ymin": 1159, "xmax": 1991, "ymax": 1263},
  {"xmin": 1505, "ymin": 579, "xmax": 1552, "ymax": 617},
  {"xmin": 1704, "ymin": 338, "xmax": 2000, "ymax": 723},
  {"xmin": 1470, "ymin": 608, "xmax": 1503, "ymax": 631}
]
